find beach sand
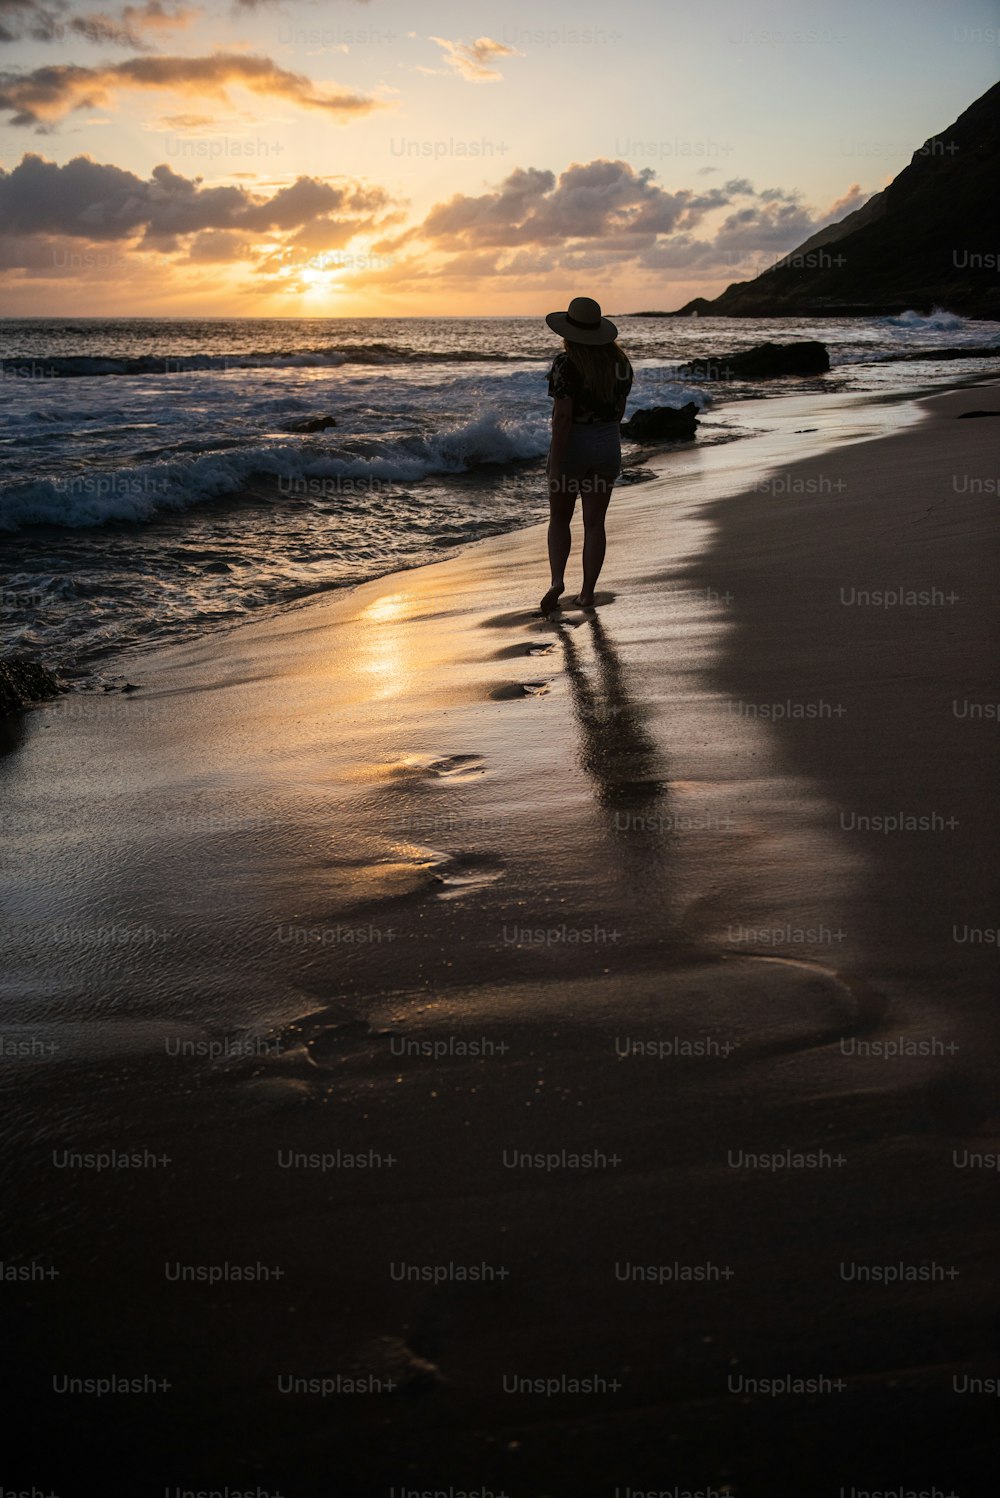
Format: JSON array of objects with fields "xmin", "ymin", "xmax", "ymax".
[{"xmin": 1, "ymin": 381, "xmax": 997, "ymax": 1495}]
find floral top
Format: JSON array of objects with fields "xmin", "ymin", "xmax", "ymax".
[{"xmin": 546, "ymin": 351, "xmax": 633, "ymax": 424}]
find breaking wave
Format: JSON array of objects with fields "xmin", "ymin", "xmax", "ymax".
[
  {"xmin": 0, "ymin": 343, "xmax": 523, "ymax": 381},
  {"xmin": 881, "ymin": 307, "xmax": 972, "ymax": 332},
  {"xmin": 0, "ymin": 412, "xmax": 551, "ymax": 531}
]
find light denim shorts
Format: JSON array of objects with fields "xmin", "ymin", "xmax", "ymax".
[{"xmin": 561, "ymin": 420, "xmax": 622, "ymax": 482}]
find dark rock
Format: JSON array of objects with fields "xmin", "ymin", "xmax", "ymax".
[
  {"xmin": 287, "ymin": 415, "xmax": 337, "ymax": 433},
  {"xmin": 631, "ymin": 300, "xmax": 715, "ymax": 317},
  {"xmin": 620, "ymin": 402, "xmax": 700, "ymax": 441},
  {"xmin": 893, "ymin": 345, "xmax": 1000, "ymax": 362},
  {"xmin": 681, "ymin": 341, "xmax": 830, "ymax": 379},
  {"xmin": 0, "ymin": 655, "xmax": 65, "ymax": 717}
]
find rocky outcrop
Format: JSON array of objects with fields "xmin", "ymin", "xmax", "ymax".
[
  {"xmin": 621, "ymin": 403, "xmax": 699, "ymax": 440},
  {"xmin": 0, "ymin": 655, "xmax": 64, "ymax": 716},
  {"xmin": 667, "ymin": 80, "xmax": 1000, "ymax": 319},
  {"xmin": 287, "ymin": 415, "xmax": 337, "ymax": 433},
  {"xmin": 681, "ymin": 341, "xmax": 830, "ymax": 379},
  {"xmin": 631, "ymin": 301, "xmax": 730, "ymax": 318},
  {"xmin": 890, "ymin": 345, "xmax": 1000, "ymax": 362}
]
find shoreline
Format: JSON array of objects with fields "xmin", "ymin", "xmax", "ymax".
[
  {"xmin": 7, "ymin": 372, "xmax": 978, "ymax": 687},
  {"xmin": 3, "ymin": 326, "xmax": 998, "ymax": 681},
  {"xmin": 2, "ymin": 376, "xmax": 997, "ymax": 1493}
]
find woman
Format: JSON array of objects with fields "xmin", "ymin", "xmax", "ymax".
[{"xmin": 540, "ymin": 296, "xmax": 633, "ymax": 613}]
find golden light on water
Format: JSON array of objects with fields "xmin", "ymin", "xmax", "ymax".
[
  {"xmin": 357, "ymin": 593, "xmax": 410, "ymax": 696},
  {"xmin": 363, "ymin": 594, "xmax": 409, "ymax": 625}
]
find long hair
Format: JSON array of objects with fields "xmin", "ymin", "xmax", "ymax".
[{"xmin": 563, "ymin": 339, "xmax": 632, "ymax": 409}]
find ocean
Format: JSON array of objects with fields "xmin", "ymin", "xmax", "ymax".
[{"xmin": 1, "ymin": 309, "xmax": 997, "ymax": 682}]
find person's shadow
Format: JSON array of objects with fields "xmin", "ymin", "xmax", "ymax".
[
  {"xmin": 553, "ymin": 608, "xmax": 688, "ymax": 946},
  {"xmin": 556, "ymin": 612, "xmax": 668, "ymax": 813},
  {"xmin": 555, "ymin": 612, "xmax": 674, "ymax": 933}
]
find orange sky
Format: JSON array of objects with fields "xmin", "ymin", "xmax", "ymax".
[{"xmin": 0, "ymin": 0, "xmax": 995, "ymax": 315}]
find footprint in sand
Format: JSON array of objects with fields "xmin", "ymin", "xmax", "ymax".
[
  {"xmin": 491, "ymin": 641, "xmax": 556, "ymax": 660},
  {"xmin": 302, "ymin": 1018, "xmax": 378, "ymax": 1068},
  {"xmin": 321, "ymin": 844, "xmax": 505, "ymax": 910},
  {"xmin": 387, "ymin": 753, "xmax": 486, "ymax": 782},
  {"xmin": 489, "ymin": 681, "xmax": 551, "ymax": 700},
  {"xmin": 430, "ymin": 852, "xmax": 505, "ymax": 901},
  {"xmin": 354, "ymin": 1336, "xmax": 441, "ymax": 1395},
  {"xmin": 427, "ymin": 754, "xmax": 485, "ymax": 778}
]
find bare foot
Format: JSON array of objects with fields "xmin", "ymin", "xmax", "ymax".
[
  {"xmin": 540, "ymin": 583, "xmax": 564, "ymax": 614},
  {"xmin": 573, "ymin": 593, "xmax": 596, "ymax": 609}
]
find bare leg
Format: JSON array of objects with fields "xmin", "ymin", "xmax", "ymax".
[
  {"xmin": 576, "ymin": 471, "xmax": 614, "ymax": 605},
  {"xmin": 541, "ymin": 487, "xmax": 576, "ymax": 612}
]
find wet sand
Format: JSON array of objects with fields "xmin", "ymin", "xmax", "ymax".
[{"xmin": 1, "ymin": 381, "xmax": 998, "ymax": 1495}]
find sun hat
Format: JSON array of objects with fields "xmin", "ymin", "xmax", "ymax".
[{"xmin": 545, "ymin": 296, "xmax": 618, "ymax": 346}]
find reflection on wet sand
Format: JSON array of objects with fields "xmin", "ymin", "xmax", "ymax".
[
  {"xmin": 556, "ymin": 613, "xmax": 675, "ymax": 929},
  {"xmin": 557, "ymin": 613, "xmax": 668, "ymax": 811}
]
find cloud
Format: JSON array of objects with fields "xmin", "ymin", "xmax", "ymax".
[
  {"xmin": 185, "ymin": 227, "xmax": 251, "ymax": 261},
  {"xmin": 0, "ymin": 0, "xmax": 367, "ymax": 34},
  {"xmin": 425, "ymin": 34, "xmax": 521, "ymax": 82},
  {"xmin": 0, "ymin": 51, "xmax": 386, "ymax": 127},
  {"xmin": 0, "ymin": 0, "xmax": 61, "ymax": 42},
  {"xmin": 71, "ymin": 3, "xmax": 199, "ymax": 49},
  {"xmin": 234, "ymin": 0, "xmax": 369, "ymax": 8},
  {"xmin": 389, "ymin": 160, "xmax": 708, "ymax": 254},
  {"xmin": 0, "ymin": 0, "xmax": 196, "ymax": 46},
  {"xmin": 0, "ymin": 151, "xmax": 395, "ymax": 257},
  {"xmin": 155, "ymin": 110, "xmax": 215, "ymax": 128},
  {"xmin": 705, "ymin": 181, "xmax": 867, "ymax": 258},
  {"xmin": 376, "ymin": 159, "xmax": 875, "ymax": 289},
  {"xmin": 0, "ymin": 145, "xmax": 876, "ymax": 308},
  {"xmin": 824, "ymin": 182, "xmax": 867, "ymax": 219}
]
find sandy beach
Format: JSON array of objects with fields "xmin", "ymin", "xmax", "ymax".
[{"xmin": 2, "ymin": 379, "xmax": 998, "ymax": 1495}]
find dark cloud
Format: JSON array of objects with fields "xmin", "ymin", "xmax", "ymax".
[
  {"xmin": 0, "ymin": 0, "xmax": 64, "ymax": 43},
  {"xmin": 0, "ymin": 152, "xmax": 395, "ymax": 265},
  {"xmin": 234, "ymin": 0, "xmax": 369, "ymax": 9},
  {"xmin": 185, "ymin": 228, "xmax": 252, "ymax": 261},
  {"xmin": 0, "ymin": 0, "xmax": 195, "ymax": 46},
  {"xmin": 70, "ymin": 3, "xmax": 199, "ymax": 49},
  {"xmin": 0, "ymin": 0, "xmax": 367, "ymax": 42}
]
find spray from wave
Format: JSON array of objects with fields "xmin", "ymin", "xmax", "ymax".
[{"xmin": 881, "ymin": 307, "xmax": 971, "ymax": 332}]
